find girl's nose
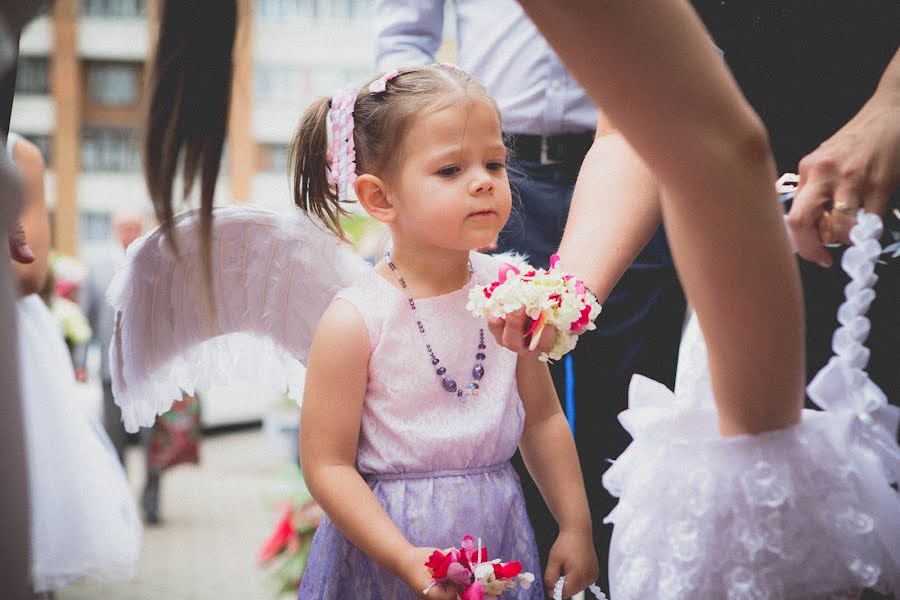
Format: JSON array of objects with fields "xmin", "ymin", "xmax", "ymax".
[{"xmin": 471, "ymin": 172, "xmax": 494, "ymax": 194}]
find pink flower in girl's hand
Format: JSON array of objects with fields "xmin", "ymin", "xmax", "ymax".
[
  {"xmin": 447, "ymin": 561, "xmax": 474, "ymax": 587},
  {"xmin": 461, "ymin": 534, "xmax": 488, "ymax": 564},
  {"xmin": 423, "ymin": 536, "xmax": 534, "ymax": 598},
  {"xmin": 460, "ymin": 580, "xmax": 485, "ymax": 600},
  {"xmin": 425, "ymin": 548, "xmax": 471, "ymax": 586}
]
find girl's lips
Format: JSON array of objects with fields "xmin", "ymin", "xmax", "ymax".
[{"xmin": 467, "ymin": 210, "xmax": 497, "ymax": 218}]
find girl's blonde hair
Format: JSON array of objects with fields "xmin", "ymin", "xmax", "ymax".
[{"xmin": 289, "ymin": 64, "xmax": 497, "ymax": 240}]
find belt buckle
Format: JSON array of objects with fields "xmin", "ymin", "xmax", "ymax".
[{"xmin": 540, "ymin": 137, "xmax": 563, "ymax": 165}]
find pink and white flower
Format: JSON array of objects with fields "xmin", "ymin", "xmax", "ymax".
[{"xmin": 467, "ymin": 254, "xmax": 602, "ymax": 361}]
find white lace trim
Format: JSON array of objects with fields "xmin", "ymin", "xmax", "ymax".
[{"xmin": 604, "ymin": 212, "xmax": 899, "ymax": 599}]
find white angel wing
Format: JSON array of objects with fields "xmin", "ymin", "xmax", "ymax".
[{"xmin": 107, "ymin": 205, "xmax": 371, "ymax": 432}]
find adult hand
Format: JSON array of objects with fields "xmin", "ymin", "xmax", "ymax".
[
  {"xmin": 8, "ymin": 220, "xmax": 34, "ymax": 264},
  {"xmin": 787, "ymin": 97, "xmax": 900, "ymax": 267},
  {"xmin": 486, "ymin": 308, "xmax": 555, "ymax": 357}
]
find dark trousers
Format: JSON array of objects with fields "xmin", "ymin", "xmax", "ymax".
[
  {"xmin": 102, "ymin": 380, "xmax": 129, "ymax": 465},
  {"xmin": 499, "ymin": 159, "xmax": 686, "ymax": 591}
]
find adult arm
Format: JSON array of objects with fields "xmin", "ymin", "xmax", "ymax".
[
  {"xmin": 299, "ymin": 299, "xmax": 457, "ymax": 600},
  {"xmin": 519, "ymin": 0, "xmax": 804, "ymax": 436},
  {"xmin": 556, "ymin": 115, "xmax": 661, "ymax": 303},
  {"xmin": 10, "ymin": 137, "xmax": 50, "ymax": 296},
  {"xmin": 374, "ymin": 0, "xmax": 444, "ymax": 70},
  {"xmin": 489, "ymin": 114, "xmax": 662, "ymax": 355},
  {"xmin": 788, "ymin": 48, "xmax": 900, "ymax": 267},
  {"xmin": 517, "ymin": 356, "xmax": 598, "ymax": 597}
]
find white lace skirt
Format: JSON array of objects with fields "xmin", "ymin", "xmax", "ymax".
[
  {"xmin": 18, "ymin": 295, "xmax": 141, "ymax": 591},
  {"xmin": 602, "ymin": 316, "xmax": 899, "ymax": 600}
]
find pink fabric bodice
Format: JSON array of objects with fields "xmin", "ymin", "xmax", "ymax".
[{"xmin": 334, "ymin": 252, "xmax": 524, "ymax": 476}]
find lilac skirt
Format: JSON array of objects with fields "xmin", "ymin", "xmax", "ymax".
[{"xmin": 297, "ymin": 461, "xmax": 544, "ymax": 599}]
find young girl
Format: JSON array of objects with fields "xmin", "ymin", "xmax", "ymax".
[
  {"xmin": 293, "ymin": 65, "xmax": 597, "ymax": 599},
  {"xmin": 107, "ymin": 65, "xmax": 597, "ymax": 599}
]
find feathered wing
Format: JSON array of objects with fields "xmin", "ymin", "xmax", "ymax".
[{"xmin": 107, "ymin": 205, "xmax": 371, "ymax": 432}]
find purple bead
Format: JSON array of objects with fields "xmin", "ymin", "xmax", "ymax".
[
  {"xmin": 436, "ymin": 366, "xmax": 446, "ymax": 375},
  {"xmin": 442, "ymin": 377, "xmax": 458, "ymax": 393},
  {"xmin": 478, "ymin": 344, "xmax": 486, "ymax": 350},
  {"xmin": 472, "ymin": 364, "xmax": 484, "ymax": 380},
  {"xmin": 431, "ymin": 358, "xmax": 440, "ymax": 365},
  {"xmin": 457, "ymin": 389, "xmax": 464, "ymax": 398},
  {"xmin": 476, "ymin": 352, "xmax": 486, "ymax": 360}
]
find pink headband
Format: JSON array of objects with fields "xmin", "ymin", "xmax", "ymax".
[
  {"xmin": 327, "ymin": 87, "xmax": 357, "ymax": 201},
  {"xmin": 327, "ymin": 66, "xmax": 467, "ymax": 200}
]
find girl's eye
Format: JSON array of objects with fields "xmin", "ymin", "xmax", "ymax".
[
  {"xmin": 438, "ymin": 166, "xmax": 460, "ymax": 177},
  {"xmin": 486, "ymin": 161, "xmax": 506, "ymax": 172}
]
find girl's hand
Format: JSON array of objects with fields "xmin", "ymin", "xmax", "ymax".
[
  {"xmin": 398, "ymin": 546, "xmax": 460, "ymax": 600},
  {"xmin": 486, "ymin": 307, "xmax": 555, "ymax": 357},
  {"xmin": 543, "ymin": 528, "xmax": 599, "ymax": 598}
]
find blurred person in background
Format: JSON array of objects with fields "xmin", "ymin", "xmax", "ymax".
[{"xmin": 77, "ymin": 210, "xmax": 144, "ymax": 464}]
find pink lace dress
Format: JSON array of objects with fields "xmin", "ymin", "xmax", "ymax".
[{"xmin": 297, "ymin": 252, "xmax": 543, "ymax": 599}]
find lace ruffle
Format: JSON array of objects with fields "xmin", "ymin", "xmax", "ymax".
[{"xmin": 604, "ymin": 212, "xmax": 899, "ymax": 599}]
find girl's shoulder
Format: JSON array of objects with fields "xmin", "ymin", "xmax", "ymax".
[{"xmin": 331, "ymin": 269, "xmax": 390, "ymax": 352}]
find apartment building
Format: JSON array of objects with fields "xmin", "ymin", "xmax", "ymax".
[{"xmin": 11, "ymin": 0, "xmax": 375, "ymax": 258}]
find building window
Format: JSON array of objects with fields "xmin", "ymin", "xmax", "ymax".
[
  {"xmin": 87, "ymin": 62, "xmax": 140, "ymax": 107},
  {"xmin": 81, "ymin": 128, "xmax": 140, "ymax": 172},
  {"xmin": 256, "ymin": 0, "xmax": 370, "ymax": 21},
  {"xmin": 265, "ymin": 144, "xmax": 291, "ymax": 174},
  {"xmin": 81, "ymin": 0, "xmax": 146, "ymax": 17},
  {"xmin": 255, "ymin": 65, "xmax": 308, "ymax": 102},
  {"xmin": 80, "ymin": 212, "xmax": 112, "ymax": 242},
  {"xmin": 255, "ymin": 0, "xmax": 316, "ymax": 20},
  {"xmin": 15, "ymin": 57, "xmax": 50, "ymax": 95}
]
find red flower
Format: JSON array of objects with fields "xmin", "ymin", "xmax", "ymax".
[
  {"xmin": 257, "ymin": 504, "xmax": 295, "ymax": 563},
  {"xmin": 497, "ymin": 263, "xmax": 520, "ymax": 285},
  {"xmin": 492, "ymin": 561, "xmax": 522, "ymax": 579},
  {"xmin": 569, "ymin": 303, "xmax": 592, "ymax": 333},
  {"xmin": 425, "ymin": 548, "xmax": 465, "ymax": 579}
]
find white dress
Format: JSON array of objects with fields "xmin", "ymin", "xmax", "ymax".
[
  {"xmin": 17, "ymin": 294, "xmax": 141, "ymax": 591},
  {"xmin": 602, "ymin": 212, "xmax": 899, "ymax": 599}
]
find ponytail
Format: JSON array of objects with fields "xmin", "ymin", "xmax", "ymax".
[
  {"xmin": 143, "ymin": 0, "xmax": 237, "ymax": 315},
  {"xmin": 290, "ymin": 96, "xmax": 350, "ymax": 241}
]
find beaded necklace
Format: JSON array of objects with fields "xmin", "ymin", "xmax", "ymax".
[{"xmin": 385, "ymin": 251, "xmax": 486, "ymax": 400}]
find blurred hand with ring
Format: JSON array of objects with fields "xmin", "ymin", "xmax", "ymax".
[{"xmin": 786, "ymin": 51, "xmax": 900, "ymax": 267}]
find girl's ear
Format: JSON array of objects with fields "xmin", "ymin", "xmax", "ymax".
[{"xmin": 355, "ymin": 174, "xmax": 395, "ymax": 224}]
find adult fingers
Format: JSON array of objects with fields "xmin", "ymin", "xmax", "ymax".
[
  {"xmin": 786, "ymin": 178, "xmax": 834, "ymax": 267},
  {"xmin": 829, "ymin": 182, "xmax": 861, "ymax": 245},
  {"xmin": 8, "ymin": 220, "xmax": 34, "ymax": 264}
]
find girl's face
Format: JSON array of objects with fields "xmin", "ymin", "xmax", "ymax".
[{"xmin": 387, "ymin": 95, "xmax": 511, "ymax": 252}]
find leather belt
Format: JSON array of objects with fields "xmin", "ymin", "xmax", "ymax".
[{"xmin": 504, "ymin": 132, "xmax": 595, "ymax": 165}]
